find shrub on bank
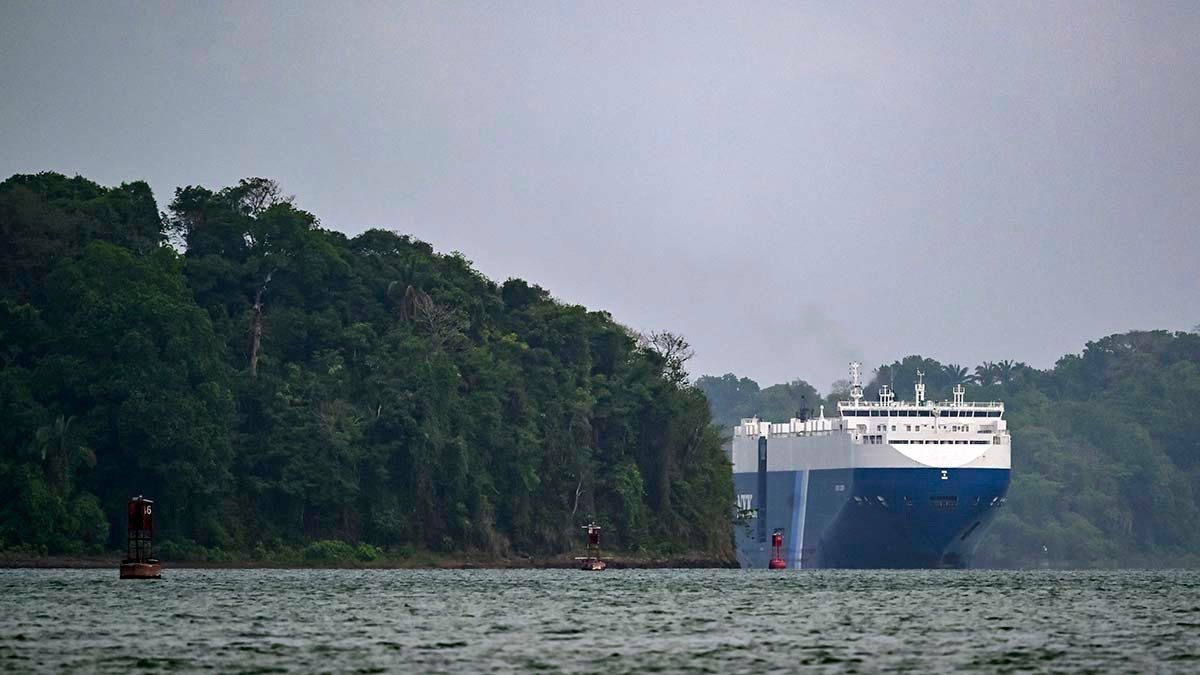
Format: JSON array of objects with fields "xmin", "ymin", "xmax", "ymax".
[{"xmin": 302, "ymin": 539, "xmax": 358, "ymax": 563}]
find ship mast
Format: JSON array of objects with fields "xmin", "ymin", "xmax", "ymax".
[{"xmin": 849, "ymin": 362, "xmax": 864, "ymax": 404}]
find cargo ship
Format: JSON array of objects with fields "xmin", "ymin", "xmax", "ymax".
[{"xmin": 732, "ymin": 363, "xmax": 1010, "ymax": 569}]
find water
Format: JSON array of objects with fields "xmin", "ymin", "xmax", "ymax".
[{"xmin": 1, "ymin": 568, "xmax": 1198, "ymax": 673}]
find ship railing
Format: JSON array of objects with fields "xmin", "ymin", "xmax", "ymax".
[
  {"xmin": 837, "ymin": 400, "xmax": 1004, "ymax": 409},
  {"xmin": 732, "ymin": 429, "xmax": 838, "ymax": 439}
]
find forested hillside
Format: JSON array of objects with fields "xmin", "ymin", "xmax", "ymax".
[
  {"xmin": 698, "ymin": 335, "xmax": 1200, "ymax": 568},
  {"xmin": 5, "ymin": 172, "xmax": 1196, "ymax": 569},
  {"xmin": 0, "ymin": 172, "xmax": 733, "ymax": 562}
]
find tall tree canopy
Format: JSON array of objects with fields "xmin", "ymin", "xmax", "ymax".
[{"xmin": 0, "ymin": 173, "xmax": 732, "ymax": 560}]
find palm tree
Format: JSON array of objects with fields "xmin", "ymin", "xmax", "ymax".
[
  {"xmin": 943, "ymin": 364, "xmax": 971, "ymax": 386},
  {"xmin": 997, "ymin": 359, "xmax": 1016, "ymax": 384},
  {"xmin": 974, "ymin": 362, "xmax": 997, "ymax": 386},
  {"xmin": 35, "ymin": 414, "xmax": 95, "ymax": 497}
]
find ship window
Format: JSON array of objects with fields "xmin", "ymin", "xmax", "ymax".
[
  {"xmin": 891, "ymin": 425, "xmax": 896, "ymax": 431},
  {"xmin": 906, "ymin": 425, "xmax": 911, "ymax": 431}
]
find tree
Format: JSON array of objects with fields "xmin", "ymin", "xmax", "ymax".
[
  {"xmin": 35, "ymin": 414, "xmax": 94, "ymax": 497},
  {"xmin": 642, "ymin": 331, "xmax": 695, "ymax": 387},
  {"xmin": 943, "ymin": 364, "xmax": 972, "ymax": 386}
]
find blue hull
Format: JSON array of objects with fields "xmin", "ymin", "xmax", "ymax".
[{"xmin": 734, "ymin": 468, "xmax": 1011, "ymax": 569}]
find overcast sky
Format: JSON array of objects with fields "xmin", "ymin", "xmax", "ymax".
[{"xmin": 2, "ymin": 1, "xmax": 1197, "ymax": 390}]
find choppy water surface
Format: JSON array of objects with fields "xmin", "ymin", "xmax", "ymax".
[{"xmin": 1, "ymin": 568, "xmax": 1198, "ymax": 673}]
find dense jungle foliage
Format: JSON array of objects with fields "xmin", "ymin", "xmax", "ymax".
[
  {"xmin": 698, "ymin": 334, "xmax": 1200, "ymax": 568},
  {"xmin": 0, "ymin": 172, "xmax": 733, "ymax": 561}
]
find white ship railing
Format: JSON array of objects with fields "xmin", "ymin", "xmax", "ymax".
[{"xmin": 836, "ymin": 400, "xmax": 1003, "ymax": 409}]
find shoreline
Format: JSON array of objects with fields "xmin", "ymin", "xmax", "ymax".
[{"xmin": 0, "ymin": 552, "xmax": 739, "ymax": 571}]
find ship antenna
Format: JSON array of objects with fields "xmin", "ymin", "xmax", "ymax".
[
  {"xmin": 915, "ymin": 369, "xmax": 926, "ymax": 405},
  {"xmin": 849, "ymin": 362, "xmax": 863, "ymax": 404}
]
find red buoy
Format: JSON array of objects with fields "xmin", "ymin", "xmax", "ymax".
[
  {"xmin": 575, "ymin": 522, "xmax": 607, "ymax": 571},
  {"xmin": 120, "ymin": 495, "xmax": 161, "ymax": 579},
  {"xmin": 769, "ymin": 529, "xmax": 786, "ymax": 569}
]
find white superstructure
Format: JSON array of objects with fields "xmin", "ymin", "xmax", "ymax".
[{"xmin": 731, "ymin": 363, "xmax": 1011, "ymax": 473}]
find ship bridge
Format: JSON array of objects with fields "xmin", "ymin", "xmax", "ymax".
[{"xmin": 834, "ymin": 363, "xmax": 1008, "ymax": 450}]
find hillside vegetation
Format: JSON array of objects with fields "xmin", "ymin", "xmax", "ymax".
[
  {"xmin": 698, "ymin": 336, "xmax": 1200, "ymax": 568},
  {"xmin": 0, "ymin": 173, "xmax": 733, "ymax": 562}
]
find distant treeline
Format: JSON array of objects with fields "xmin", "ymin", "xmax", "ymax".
[
  {"xmin": 0, "ymin": 173, "xmax": 732, "ymax": 561},
  {"xmin": 698, "ymin": 335, "xmax": 1200, "ymax": 568}
]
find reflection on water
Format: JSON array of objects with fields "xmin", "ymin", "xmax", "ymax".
[{"xmin": 1, "ymin": 568, "xmax": 1198, "ymax": 673}]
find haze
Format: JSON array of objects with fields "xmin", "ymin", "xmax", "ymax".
[{"xmin": 2, "ymin": 1, "xmax": 1197, "ymax": 390}]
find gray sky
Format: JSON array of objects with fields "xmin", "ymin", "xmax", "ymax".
[{"xmin": 2, "ymin": 1, "xmax": 1198, "ymax": 390}]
